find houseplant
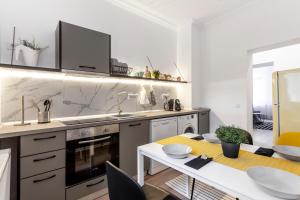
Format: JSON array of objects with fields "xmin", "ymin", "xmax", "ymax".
[
  {"xmin": 216, "ymin": 126, "xmax": 249, "ymax": 158},
  {"xmin": 151, "ymin": 70, "xmax": 160, "ymax": 79},
  {"xmin": 14, "ymin": 39, "xmax": 47, "ymax": 66}
]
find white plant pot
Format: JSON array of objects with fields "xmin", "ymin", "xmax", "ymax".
[{"xmin": 15, "ymin": 45, "xmax": 40, "ymax": 66}]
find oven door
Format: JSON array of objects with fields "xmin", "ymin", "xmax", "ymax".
[{"xmin": 66, "ymin": 133, "xmax": 119, "ymax": 187}]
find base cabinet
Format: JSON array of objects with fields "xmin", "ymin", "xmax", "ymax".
[
  {"xmin": 20, "ymin": 168, "xmax": 65, "ymax": 200},
  {"xmin": 120, "ymin": 120, "xmax": 150, "ymax": 177},
  {"xmin": 66, "ymin": 176, "xmax": 107, "ymax": 200}
]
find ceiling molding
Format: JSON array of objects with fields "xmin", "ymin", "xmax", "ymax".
[{"xmin": 106, "ymin": 0, "xmax": 178, "ymax": 31}]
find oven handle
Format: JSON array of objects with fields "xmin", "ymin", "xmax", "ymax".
[{"xmin": 78, "ymin": 136, "xmax": 111, "ymax": 144}]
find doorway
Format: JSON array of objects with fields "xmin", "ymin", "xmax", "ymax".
[{"xmin": 251, "ymin": 42, "xmax": 300, "ymax": 147}]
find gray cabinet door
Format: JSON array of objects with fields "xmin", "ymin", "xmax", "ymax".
[
  {"xmin": 120, "ymin": 120, "xmax": 150, "ymax": 177},
  {"xmin": 198, "ymin": 112, "xmax": 210, "ymax": 134},
  {"xmin": 59, "ymin": 21, "xmax": 110, "ymax": 74},
  {"xmin": 20, "ymin": 168, "xmax": 65, "ymax": 200}
]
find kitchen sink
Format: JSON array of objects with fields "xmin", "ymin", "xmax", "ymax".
[{"xmin": 110, "ymin": 113, "xmax": 145, "ymax": 119}]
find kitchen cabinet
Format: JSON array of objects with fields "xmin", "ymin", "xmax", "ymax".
[
  {"xmin": 56, "ymin": 21, "xmax": 111, "ymax": 74},
  {"xmin": 120, "ymin": 120, "xmax": 150, "ymax": 177}
]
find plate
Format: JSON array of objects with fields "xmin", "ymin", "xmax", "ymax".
[
  {"xmin": 202, "ymin": 133, "xmax": 221, "ymax": 144},
  {"xmin": 247, "ymin": 166, "xmax": 300, "ymax": 199},
  {"xmin": 273, "ymin": 145, "xmax": 300, "ymax": 162},
  {"xmin": 162, "ymin": 144, "xmax": 192, "ymax": 159}
]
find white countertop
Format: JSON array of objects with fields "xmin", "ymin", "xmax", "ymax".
[{"xmin": 0, "ymin": 149, "xmax": 11, "ymax": 181}]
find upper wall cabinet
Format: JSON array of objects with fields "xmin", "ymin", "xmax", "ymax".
[{"xmin": 55, "ymin": 21, "xmax": 111, "ymax": 74}]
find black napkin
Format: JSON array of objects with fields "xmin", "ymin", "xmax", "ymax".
[
  {"xmin": 185, "ymin": 156, "xmax": 213, "ymax": 170},
  {"xmin": 255, "ymin": 147, "xmax": 274, "ymax": 157},
  {"xmin": 191, "ymin": 135, "xmax": 204, "ymax": 141}
]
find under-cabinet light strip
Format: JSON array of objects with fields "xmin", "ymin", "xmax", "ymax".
[{"xmin": 0, "ymin": 68, "xmax": 179, "ymax": 87}]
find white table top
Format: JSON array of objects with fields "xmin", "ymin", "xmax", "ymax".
[
  {"xmin": 138, "ymin": 134, "xmax": 292, "ymax": 200},
  {"xmin": 0, "ymin": 149, "xmax": 11, "ymax": 181}
]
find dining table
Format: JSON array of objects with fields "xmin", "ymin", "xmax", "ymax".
[{"xmin": 137, "ymin": 133, "xmax": 299, "ymax": 200}]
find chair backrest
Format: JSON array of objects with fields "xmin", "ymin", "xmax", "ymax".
[
  {"xmin": 106, "ymin": 161, "xmax": 146, "ymax": 200},
  {"xmin": 277, "ymin": 132, "xmax": 300, "ymax": 147}
]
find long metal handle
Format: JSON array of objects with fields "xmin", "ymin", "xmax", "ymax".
[
  {"xmin": 79, "ymin": 66, "xmax": 96, "ymax": 70},
  {"xmin": 129, "ymin": 123, "xmax": 142, "ymax": 127},
  {"xmin": 33, "ymin": 155, "xmax": 56, "ymax": 162},
  {"xmin": 78, "ymin": 136, "xmax": 111, "ymax": 144},
  {"xmin": 33, "ymin": 174, "xmax": 56, "ymax": 183},
  {"xmin": 86, "ymin": 179, "xmax": 105, "ymax": 187},
  {"xmin": 34, "ymin": 135, "xmax": 56, "ymax": 141}
]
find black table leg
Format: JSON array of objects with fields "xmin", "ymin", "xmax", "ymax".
[{"xmin": 190, "ymin": 178, "xmax": 196, "ymax": 200}]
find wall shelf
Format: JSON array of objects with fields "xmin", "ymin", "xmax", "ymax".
[{"xmin": 0, "ymin": 64, "xmax": 188, "ymax": 84}]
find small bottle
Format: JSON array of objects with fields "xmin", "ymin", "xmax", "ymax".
[{"xmin": 144, "ymin": 66, "xmax": 151, "ymax": 78}]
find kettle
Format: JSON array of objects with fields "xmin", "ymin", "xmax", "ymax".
[{"xmin": 164, "ymin": 99, "xmax": 181, "ymax": 111}]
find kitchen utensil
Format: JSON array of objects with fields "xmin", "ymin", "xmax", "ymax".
[
  {"xmin": 203, "ymin": 133, "xmax": 221, "ymax": 144},
  {"xmin": 162, "ymin": 144, "xmax": 192, "ymax": 159},
  {"xmin": 273, "ymin": 145, "xmax": 300, "ymax": 162},
  {"xmin": 43, "ymin": 99, "xmax": 51, "ymax": 112},
  {"xmin": 247, "ymin": 166, "xmax": 300, "ymax": 199}
]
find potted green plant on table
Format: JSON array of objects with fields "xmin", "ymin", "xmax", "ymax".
[{"xmin": 216, "ymin": 126, "xmax": 249, "ymax": 158}]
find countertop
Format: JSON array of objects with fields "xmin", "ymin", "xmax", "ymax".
[
  {"xmin": 0, "ymin": 110, "xmax": 200, "ymax": 138},
  {"xmin": 0, "ymin": 149, "xmax": 10, "ymax": 180}
]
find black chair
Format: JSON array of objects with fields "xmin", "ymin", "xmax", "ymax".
[{"xmin": 106, "ymin": 161, "xmax": 180, "ymax": 200}]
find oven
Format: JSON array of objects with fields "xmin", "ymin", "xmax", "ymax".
[{"xmin": 66, "ymin": 124, "xmax": 119, "ymax": 187}]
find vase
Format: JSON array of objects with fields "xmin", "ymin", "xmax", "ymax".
[
  {"xmin": 15, "ymin": 45, "xmax": 40, "ymax": 66},
  {"xmin": 221, "ymin": 141, "xmax": 240, "ymax": 158}
]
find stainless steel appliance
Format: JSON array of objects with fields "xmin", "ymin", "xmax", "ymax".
[{"xmin": 66, "ymin": 124, "xmax": 119, "ymax": 187}]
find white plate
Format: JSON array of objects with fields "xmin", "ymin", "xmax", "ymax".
[
  {"xmin": 273, "ymin": 145, "xmax": 300, "ymax": 162},
  {"xmin": 162, "ymin": 144, "xmax": 192, "ymax": 159},
  {"xmin": 247, "ymin": 166, "xmax": 300, "ymax": 199},
  {"xmin": 202, "ymin": 133, "xmax": 221, "ymax": 144}
]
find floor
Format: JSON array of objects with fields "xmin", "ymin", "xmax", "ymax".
[
  {"xmin": 93, "ymin": 169, "xmax": 187, "ymax": 200},
  {"xmin": 252, "ymin": 128, "xmax": 273, "ymax": 148}
]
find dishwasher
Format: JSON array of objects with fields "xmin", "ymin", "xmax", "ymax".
[{"xmin": 149, "ymin": 117, "xmax": 178, "ymax": 175}]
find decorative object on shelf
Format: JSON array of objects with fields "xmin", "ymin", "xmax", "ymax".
[
  {"xmin": 110, "ymin": 58, "xmax": 132, "ymax": 76},
  {"xmin": 144, "ymin": 66, "xmax": 151, "ymax": 78},
  {"xmin": 173, "ymin": 62, "xmax": 184, "ymax": 81},
  {"xmin": 151, "ymin": 70, "xmax": 160, "ymax": 79},
  {"xmin": 14, "ymin": 38, "xmax": 48, "ymax": 66},
  {"xmin": 135, "ymin": 71, "xmax": 144, "ymax": 77},
  {"xmin": 216, "ymin": 126, "xmax": 249, "ymax": 158}
]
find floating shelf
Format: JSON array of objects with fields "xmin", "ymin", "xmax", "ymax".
[
  {"xmin": 110, "ymin": 74, "xmax": 188, "ymax": 83},
  {"xmin": 0, "ymin": 64, "xmax": 188, "ymax": 84}
]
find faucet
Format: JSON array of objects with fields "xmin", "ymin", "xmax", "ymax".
[{"xmin": 117, "ymin": 92, "xmax": 128, "ymax": 116}]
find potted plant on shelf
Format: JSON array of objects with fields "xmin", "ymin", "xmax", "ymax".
[
  {"xmin": 215, "ymin": 126, "xmax": 249, "ymax": 158},
  {"xmin": 14, "ymin": 39, "xmax": 47, "ymax": 66},
  {"xmin": 151, "ymin": 70, "xmax": 160, "ymax": 79}
]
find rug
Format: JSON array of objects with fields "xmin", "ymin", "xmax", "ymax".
[
  {"xmin": 165, "ymin": 174, "xmax": 236, "ymax": 200},
  {"xmin": 254, "ymin": 121, "xmax": 273, "ymax": 130}
]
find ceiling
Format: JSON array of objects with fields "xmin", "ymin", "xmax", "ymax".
[{"xmin": 115, "ymin": 0, "xmax": 253, "ymax": 27}]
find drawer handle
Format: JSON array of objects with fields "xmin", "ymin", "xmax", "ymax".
[
  {"xmin": 33, "ymin": 135, "xmax": 56, "ymax": 141},
  {"xmin": 129, "ymin": 123, "xmax": 142, "ymax": 127},
  {"xmin": 79, "ymin": 66, "xmax": 96, "ymax": 70},
  {"xmin": 33, "ymin": 155, "xmax": 56, "ymax": 162},
  {"xmin": 86, "ymin": 179, "xmax": 105, "ymax": 187},
  {"xmin": 33, "ymin": 174, "xmax": 56, "ymax": 183}
]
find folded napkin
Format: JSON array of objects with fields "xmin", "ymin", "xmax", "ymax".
[
  {"xmin": 255, "ymin": 147, "xmax": 274, "ymax": 157},
  {"xmin": 191, "ymin": 135, "xmax": 204, "ymax": 141},
  {"xmin": 185, "ymin": 156, "xmax": 213, "ymax": 170}
]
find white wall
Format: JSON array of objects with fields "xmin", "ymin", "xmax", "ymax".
[
  {"xmin": 0, "ymin": 0, "xmax": 177, "ymax": 75},
  {"xmin": 193, "ymin": 0, "xmax": 300, "ymax": 131}
]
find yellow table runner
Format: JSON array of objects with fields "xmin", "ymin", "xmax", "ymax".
[
  {"xmin": 157, "ymin": 136, "xmax": 300, "ymax": 176},
  {"xmin": 157, "ymin": 135, "xmax": 222, "ymax": 158}
]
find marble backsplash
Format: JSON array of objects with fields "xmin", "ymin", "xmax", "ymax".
[{"xmin": 1, "ymin": 77, "xmax": 177, "ymax": 122}]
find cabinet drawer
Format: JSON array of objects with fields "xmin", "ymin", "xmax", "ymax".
[
  {"xmin": 66, "ymin": 176, "xmax": 107, "ymax": 200},
  {"xmin": 21, "ymin": 131, "xmax": 66, "ymax": 157},
  {"xmin": 21, "ymin": 149, "xmax": 65, "ymax": 179},
  {"xmin": 20, "ymin": 168, "xmax": 65, "ymax": 200}
]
